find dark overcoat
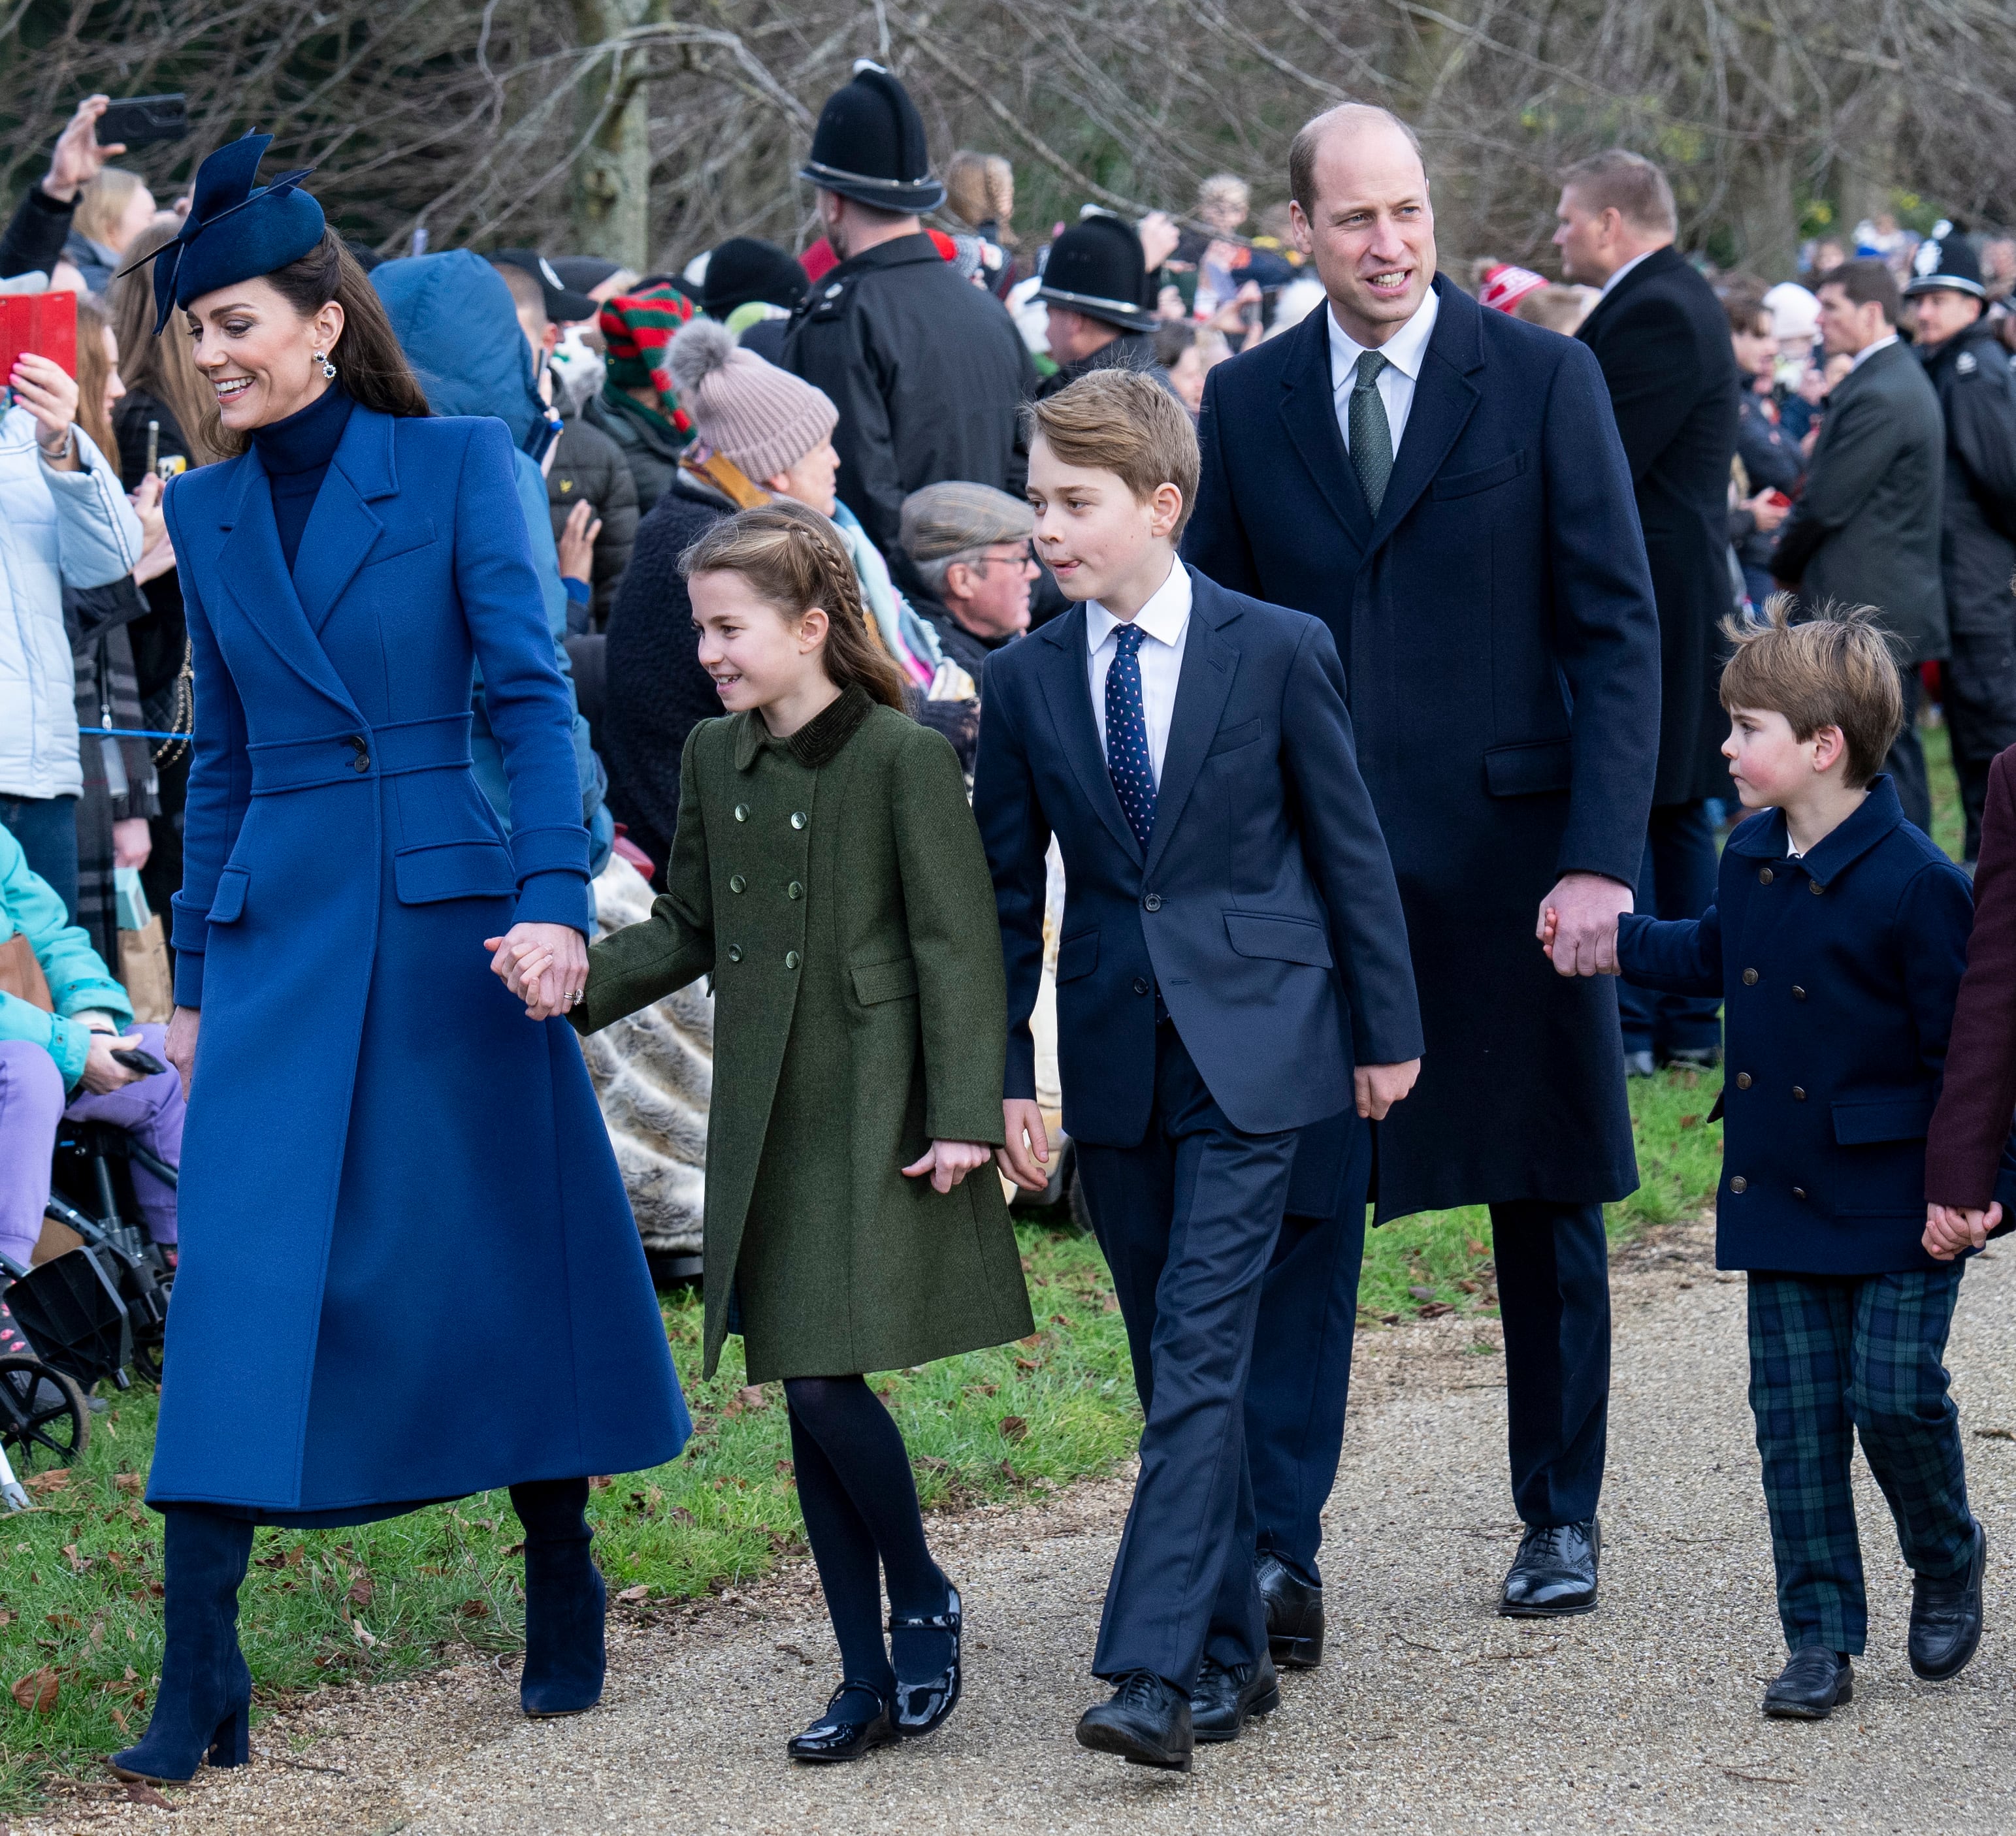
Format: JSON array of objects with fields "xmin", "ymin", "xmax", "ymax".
[
  {"xmin": 1921, "ymin": 321, "xmax": 2016, "ymax": 643},
  {"xmin": 1576, "ymin": 246, "xmax": 1742, "ymax": 805},
  {"xmin": 155, "ymin": 406, "xmax": 689, "ymax": 1518},
  {"xmin": 1619, "ymin": 777, "xmax": 1974, "ymax": 1272},
  {"xmin": 575, "ymin": 689, "xmax": 1035, "ymax": 1382},
  {"xmin": 1184, "ymin": 276, "xmax": 1662, "ymax": 1219}
]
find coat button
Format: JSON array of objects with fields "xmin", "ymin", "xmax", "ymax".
[
  {"xmin": 785, "ymin": 950, "xmax": 801, "ymax": 969},
  {"xmin": 734, "ymin": 804, "xmax": 749, "ymax": 822},
  {"xmin": 1793, "ymin": 1186, "xmax": 1807, "ymax": 1200},
  {"xmin": 729, "ymin": 874, "xmax": 747, "ymax": 894},
  {"xmin": 1133, "ymin": 976, "xmax": 1150, "ymax": 995},
  {"xmin": 1793, "ymin": 1086, "xmax": 1806, "ymax": 1101},
  {"xmin": 1742, "ymin": 968, "xmax": 1759, "ymax": 985},
  {"xmin": 788, "ymin": 881, "xmax": 804, "ymax": 900},
  {"xmin": 1735, "ymin": 1072, "xmax": 1752, "ymax": 1089},
  {"xmin": 1143, "ymin": 893, "xmax": 1162, "ymax": 912},
  {"xmin": 1759, "ymin": 866, "xmax": 1774, "ymax": 885},
  {"xmin": 790, "ymin": 811, "xmax": 807, "ymax": 830},
  {"xmin": 1730, "ymin": 1176, "xmax": 1748, "ymax": 1193},
  {"xmin": 352, "ymin": 752, "xmax": 370, "ymax": 772},
  {"xmin": 1791, "ymin": 985, "xmax": 1806, "ymax": 1001},
  {"xmin": 726, "ymin": 944, "xmax": 742, "ymax": 963},
  {"xmin": 1810, "ymin": 880, "xmax": 1824, "ymax": 895}
]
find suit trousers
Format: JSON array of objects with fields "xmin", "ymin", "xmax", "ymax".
[
  {"xmin": 1491, "ymin": 1199, "xmax": 1612, "ymax": 1526},
  {"xmin": 1246, "ymin": 1106, "xmax": 1373, "ymax": 1586},
  {"xmin": 1617, "ymin": 800, "xmax": 1723, "ymax": 1058},
  {"xmin": 1075, "ymin": 1021, "xmax": 1298, "ymax": 1690},
  {"xmin": 1886, "ymin": 666, "xmax": 1932, "ymax": 838},
  {"xmin": 1747, "ymin": 1265, "xmax": 1975, "ymax": 1655}
]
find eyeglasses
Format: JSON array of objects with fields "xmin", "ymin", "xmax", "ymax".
[{"xmin": 967, "ymin": 541, "xmax": 1040, "ymax": 575}]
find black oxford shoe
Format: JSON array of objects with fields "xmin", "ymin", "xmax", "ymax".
[
  {"xmin": 1910, "ymin": 1520, "xmax": 1987, "ymax": 1682},
  {"xmin": 1256, "ymin": 1553, "xmax": 1324, "ymax": 1669},
  {"xmin": 787, "ymin": 1683, "xmax": 896, "ymax": 1764},
  {"xmin": 1498, "ymin": 1519, "xmax": 1600, "ymax": 1617},
  {"xmin": 1191, "ymin": 1654, "xmax": 1280, "ymax": 1743},
  {"xmin": 1763, "ymin": 1647, "xmax": 1853, "ymax": 1719},
  {"xmin": 1076, "ymin": 1671, "xmax": 1194, "ymax": 1772}
]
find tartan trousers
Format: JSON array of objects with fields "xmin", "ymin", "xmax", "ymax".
[{"xmin": 1747, "ymin": 1266, "xmax": 1976, "ymax": 1654}]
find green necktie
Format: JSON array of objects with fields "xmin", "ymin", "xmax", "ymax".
[{"xmin": 1349, "ymin": 349, "xmax": 1394, "ymax": 517}]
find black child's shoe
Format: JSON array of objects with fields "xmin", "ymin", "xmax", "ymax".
[
  {"xmin": 1257, "ymin": 1553, "xmax": 1325, "ymax": 1669},
  {"xmin": 1076, "ymin": 1670, "xmax": 1194, "ymax": 1772},
  {"xmin": 1763, "ymin": 1647, "xmax": 1853, "ymax": 1719},
  {"xmin": 1910, "ymin": 1520, "xmax": 1987, "ymax": 1682},
  {"xmin": 787, "ymin": 1682, "xmax": 896, "ymax": 1763},
  {"xmin": 889, "ymin": 1583, "xmax": 962, "ymax": 1737}
]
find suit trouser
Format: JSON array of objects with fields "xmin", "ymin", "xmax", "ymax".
[
  {"xmin": 1747, "ymin": 1266, "xmax": 1974, "ymax": 1655},
  {"xmin": 1075, "ymin": 1021, "xmax": 1297, "ymax": 1689},
  {"xmin": 1943, "ymin": 628, "xmax": 2016, "ymax": 861},
  {"xmin": 1491, "ymin": 1199, "xmax": 1612, "ymax": 1526},
  {"xmin": 1886, "ymin": 666, "xmax": 1933, "ymax": 837},
  {"xmin": 1246, "ymin": 1107, "xmax": 1373, "ymax": 1586},
  {"xmin": 1617, "ymin": 800, "xmax": 1723, "ymax": 1057}
]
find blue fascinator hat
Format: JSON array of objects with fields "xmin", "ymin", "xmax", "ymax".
[{"xmin": 123, "ymin": 130, "xmax": 325, "ymax": 335}]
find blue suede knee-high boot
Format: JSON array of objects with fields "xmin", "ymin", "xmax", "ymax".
[
  {"xmin": 110, "ymin": 1508, "xmax": 255, "ymax": 1782},
  {"xmin": 511, "ymin": 1478, "xmax": 604, "ymax": 1716}
]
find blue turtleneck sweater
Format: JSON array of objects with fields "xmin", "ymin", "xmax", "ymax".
[{"xmin": 252, "ymin": 383, "xmax": 353, "ymax": 573}]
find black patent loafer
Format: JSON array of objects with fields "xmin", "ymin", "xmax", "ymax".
[
  {"xmin": 1910, "ymin": 1520, "xmax": 1987, "ymax": 1681},
  {"xmin": 1075, "ymin": 1670, "xmax": 1193, "ymax": 1772},
  {"xmin": 786, "ymin": 1683, "xmax": 896, "ymax": 1764},
  {"xmin": 890, "ymin": 1584, "xmax": 962, "ymax": 1736},
  {"xmin": 1763, "ymin": 1647, "xmax": 1853, "ymax": 1720},
  {"xmin": 1499, "ymin": 1518, "xmax": 1600, "ymax": 1617},
  {"xmin": 1257, "ymin": 1552, "xmax": 1325, "ymax": 1669},
  {"xmin": 1191, "ymin": 1654, "xmax": 1280, "ymax": 1743}
]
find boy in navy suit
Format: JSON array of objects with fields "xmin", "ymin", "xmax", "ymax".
[
  {"xmin": 1551, "ymin": 600, "xmax": 1985, "ymax": 1720},
  {"xmin": 975, "ymin": 370, "xmax": 1423, "ymax": 1770}
]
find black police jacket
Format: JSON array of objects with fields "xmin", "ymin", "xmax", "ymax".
[
  {"xmin": 1921, "ymin": 319, "xmax": 2016, "ymax": 637},
  {"xmin": 785, "ymin": 234, "xmax": 1036, "ymax": 554}
]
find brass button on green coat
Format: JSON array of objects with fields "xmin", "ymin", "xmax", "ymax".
[
  {"xmin": 730, "ymin": 874, "xmax": 747, "ymax": 894},
  {"xmin": 573, "ymin": 688, "xmax": 1033, "ymax": 1384},
  {"xmin": 726, "ymin": 944, "xmax": 742, "ymax": 963}
]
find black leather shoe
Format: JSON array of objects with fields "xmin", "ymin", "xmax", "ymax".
[
  {"xmin": 1191, "ymin": 1654, "xmax": 1280, "ymax": 1743},
  {"xmin": 1659, "ymin": 1045, "xmax": 1722, "ymax": 1071},
  {"xmin": 1075, "ymin": 1671, "xmax": 1193, "ymax": 1772},
  {"xmin": 1498, "ymin": 1519, "xmax": 1600, "ymax": 1617},
  {"xmin": 1910, "ymin": 1520, "xmax": 1987, "ymax": 1681},
  {"xmin": 1256, "ymin": 1553, "xmax": 1324, "ymax": 1669},
  {"xmin": 1762, "ymin": 1647, "xmax": 1853, "ymax": 1719},
  {"xmin": 786, "ymin": 1683, "xmax": 896, "ymax": 1764},
  {"xmin": 889, "ymin": 1584, "xmax": 962, "ymax": 1736}
]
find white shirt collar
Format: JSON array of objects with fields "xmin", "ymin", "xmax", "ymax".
[
  {"xmin": 1850, "ymin": 331, "xmax": 1900, "ymax": 373},
  {"xmin": 1086, "ymin": 557, "xmax": 1192, "ymax": 652},
  {"xmin": 1328, "ymin": 285, "xmax": 1440, "ymax": 391},
  {"xmin": 1600, "ymin": 246, "xmax": 1663, "ymax": 295}
]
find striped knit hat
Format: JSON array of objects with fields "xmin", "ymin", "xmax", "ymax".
[{"xmin": 599, "ymin": 283, "xmax": 698, "ymax": 430}]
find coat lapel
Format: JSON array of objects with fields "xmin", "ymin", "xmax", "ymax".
[
  {"xmin": 214, "ymin": 452, "xmax": 363, "ymax": 721},
  {"xmin": 1278, "ymin": 306, "xmax": 1371, "ymax": 555},
  {"xmin": 295, "ymin": 408, "xmax": 398, "ymax": 634},
  {"xmin": 1035, "ymin": 607, "xmax": 1143, "ymax": 864},
  {"xmin": 1366, "ymin": 277, "xmax": 1484, "ymax": 547},
  {"xmin": 1143, "ymin": 572, "xmax": 1239, "ymax": 878}
]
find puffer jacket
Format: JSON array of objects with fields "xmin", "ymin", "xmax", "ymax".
[
  {"xmin": 0, "ymin": 816, "xmax": 133, "ymax": 1094},
  {"xmin": 0, "ymin": 407, "xmax": 144, "ymax": 800},
  {"xmin": 547, "ymin": 413, "xmax": 640, "ymax": 630}
]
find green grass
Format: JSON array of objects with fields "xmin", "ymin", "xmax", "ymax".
[{"xmin": 1925, "ymin": 713, "xmax": 1964, "ymax": 863}]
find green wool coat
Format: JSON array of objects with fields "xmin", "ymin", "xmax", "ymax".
[{"xmin": 575, "ymin": 686, "xmax": 1034, "ymax": 1381}]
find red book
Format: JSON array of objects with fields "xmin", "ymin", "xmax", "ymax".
[{"xmin": 0, "ymin": 291, "xmax": 78, "ymax": 391}]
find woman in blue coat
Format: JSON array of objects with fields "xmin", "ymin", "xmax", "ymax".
[{"xmin": 108, "ymin": 135, "xmax": 689, "ymax": 1785}]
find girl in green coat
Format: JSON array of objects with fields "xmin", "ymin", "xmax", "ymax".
[{"xmin": 513, "ymin": 500, "xmax": 1032, "ymax": 1762}]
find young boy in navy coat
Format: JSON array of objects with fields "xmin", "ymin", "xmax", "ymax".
[
  {"xmin": 1552, "ymin": 600, "xmax": 1985, "ymax": 1719},
  {"xmin": 975, "ymin": 370, "xmax": 1424, "ymax": 1771}
]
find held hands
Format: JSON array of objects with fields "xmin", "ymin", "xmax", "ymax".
[
  {"xmin": 1354, "ymin": 1059, "xmax": 1421, "ymax": 1121},
  {"xmin": 483, "ymin": 924, "xmax": 589, "ymax": 1021},
  {"xmin": 902, "ymin": 1139, "xmax": 992, "ymax": 1195},
  {"xmin": 1537, "ymin": 873, "xmax": 1633, "ymax": 976},
  {"xmin": 1925, "ymin": 1202, "xmax": 2002, "ymax": 1261},
  {"xmin": 997, "ymin": 1098, "xmax": 1052, "ymax": 1193}
]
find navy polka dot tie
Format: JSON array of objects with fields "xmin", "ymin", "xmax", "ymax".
[{"xmin": 1105, "ymin": 622, "xmax": 1156, "ymax": 851}]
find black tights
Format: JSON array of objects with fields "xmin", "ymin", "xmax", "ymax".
[
  {"xmin": 510, "ymin": 1476, "xmax": 591, "ymax": 1545},
  {"xmin": 785, "ymin": 1375, "xmax": 947, "ymax": 1707}
]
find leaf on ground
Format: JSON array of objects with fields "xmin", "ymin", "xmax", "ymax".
[
  {"xmin": 10, "ymin": 1668, "xmax": 57, "ymax": 1713},
  {"xmin": 616, "ymin": 1584, "xmax": 650, "ymax": 1604},
  {"xmin": 774, "ymin": 1461, "xmax": 794, "ymax": 1477},
  {"xmin": 913, "ymin": 1455, "xmax": 948, "ymax": 1472},
  {"xmin": 62, "ymin": 1543, "xmax": 88, "ymax": 1573},
  {"xmin": 349, "ymin": 1618, "xmax": 377, "ymax": 1649},
  {"xmin": 998, "ymin": 1416, "xmax": 1029, "ymax": 1443},
  {"xmin": 1975, "ymin": 1426, "xmax": 2015, "ymax": 1440},
  {"xmin": 1049, "ymin": 1314, "xmax": 1071, "ymax": 1327},
  {"xmin": 457, "ymin": 1600, "xmax": 489, "ymax": 1619},
  {"xmin": 722, "ymin": 1385, "xmax": 768, "ymax": 1417},
  {"xmin": 121, "ymin": 1782, "xmax": 171, "ymax": 1807},
  {"xmin": 346, "ymin": 1574, "xmax": 374, "ymax": 1611},
  {"xmin": 587, "ymin": 1476, "xmax": 613, "ymax": 1491},
  {"xmin": 669, "ymin": 1507, "xmax": 695, "ymax": 1526},
  {"xmin": 1417, "ymin": 1301, "xmax": 1455, "ymax": 1319},
  {"xmin": 1465, "ymin": 1238, "xmax": 1487, "ymax": 1257},
  {"xmin": 1679, "ymin": 1114, "xmax": 1700, "ymax": 1129},
  {"xmin": 113, "ymin": 1473, "xmax": 145, "ymax": 1496},
  {"xmin": 23, "ymin": 1470, "xmax": 67, "ymax": 1495},
  {"xmin": 1101, "ymin": 1294, "xmax": 1120, "ymax": 1312},
  {"xmin": 1017, "ymin": 1333, "xmax": 1043, "ymax": 1349}
]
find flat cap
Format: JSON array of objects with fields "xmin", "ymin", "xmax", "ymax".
[{"xmin": 899, "ymin": 481, "xmax": 1035, "ymax": 563}]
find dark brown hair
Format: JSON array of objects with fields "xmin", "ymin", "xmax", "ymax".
[
  {"xmin": 195, "ymin": 229, "xmax": 432, "ymax": 455},
  {"xmin": 1715, "ymin": 272, "xmax": 1772, "ymax": 338},
  {"xmin": 1815, "ymin": 257, "xmax": 1902, "ymax": 326},
  {"xmin": 1024, "ymin": 367, "xmax": 1201, "ymax": 538},
  {"xmin": 108, "ymin": 214, "xmax": 225, "ymax": 468},
  {"xmin": 679, "ymin": 500, "xmax": 910, "ymax": 712},
  {"xmin": 1558, "ymin": 149, "xmax": 1678, "ymax": 236},
  {"xmin": 71, "ymin": 293, "xmax": 118, "ymax": 466},
  {"xmin": 1719, "ymin": 595, "xmax": 1904, "ymax": 786}
]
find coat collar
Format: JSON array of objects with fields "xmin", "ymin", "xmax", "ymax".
[
  {"xmin": 1574, "ymin": 242, "xmax": 1683, "ymax": 338},
  {"xmin": 731, "ymin": 684, "xmax": 875, "ymax": 773},
  {"xmin": 1721, "ymin": 773, "xmax": 1907, "ymax": 889}
]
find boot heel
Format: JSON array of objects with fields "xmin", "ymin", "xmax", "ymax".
[
  {"xmin": 208, "ymin": 1705, "xmax": 249, "ymax": 1768},
  {"xmin": 1268, "ymin": 1631, "xmax": 1322, "ymax": 1670}
]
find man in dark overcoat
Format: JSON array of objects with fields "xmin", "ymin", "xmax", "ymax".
[
  {"xmin": 784, "ymin": 62, "xmax": 1035, "ymax": 555},
  {"xmin": 1184, "ymin": 104, "xmax": 1661, "ymax": 1636},
  {"xmin": 1556, "ymin": 150, "xmax": 1740, "ymax": 1076}
]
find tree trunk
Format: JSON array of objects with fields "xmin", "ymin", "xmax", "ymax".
[
  {"xmin": 570, "ymin": 0, "xmax": 664, "ymax": 271},
  {"xmin": 1731, "ymin": 142, "xmax": 1798, "ymax": 278}
]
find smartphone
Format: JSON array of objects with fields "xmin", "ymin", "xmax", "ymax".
[
  {"xmin": 111, "ymin": 1048, "xmax": 168, "ymax": 1077},
  {"xmin": 97, "ymin": 95, "xmax": 189, "ymax": 148},
  {"xmin": 155, "ymin": 454, "xmax": 187, "ymax": 482}
]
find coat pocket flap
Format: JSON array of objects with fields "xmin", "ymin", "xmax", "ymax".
[
  {"xmin": 1832, "ymin": 1095, "xmax": 1936, "ymax": 1145},
  {"xmin": 1484, "ymin": 739, "xmax": 1574, "ymax": 798},
  {"xmin": 1432, "ymin": 450, "xmax": 1528, "ymax": 499},
  {"xmin": 1224, "ymin": 911, "xmax": 1334, "ymax": 967},
  {"xmin": 1056, "ymin": 929, "xmax": 1100, "ymax": 983},
  {"xmin": 392, "ymin": 839, "xmax": 518, "ymax": 905},
  {"xmin": 851, "ymin": 956, "xmax": 919, "ymax": 1005},
  {"xmin": 1205, "ymin": 717, "xmax": 1265, "ymax": 758},
  {"xmin": 366, "ymin": 519, "xmax": 439, "ymax": 567},
  {"xmin": 206, "ymin": 865, "xmax": 250, "ymax": 926}
]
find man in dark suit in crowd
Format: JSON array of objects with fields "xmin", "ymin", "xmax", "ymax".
[
  {"xmin": 1185, "ymin": 104, "xmax": 1661, "ymax": 1639},
  {"xmin": 1771, "ymin": 259, "xmax": 1947, "ymax": 832},
  {"xmin": 1555, "ymin": 150, "xmax": 1740, "ymax": 1077}
]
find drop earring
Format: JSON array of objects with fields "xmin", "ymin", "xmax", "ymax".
[{"xmin": 314, "ymin": 350, "xmax": 337, "ymax": 380}]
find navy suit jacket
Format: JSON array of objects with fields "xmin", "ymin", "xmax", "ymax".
[
  {"xmin": 1184, "ymin": 275, "xmax": 1661, "ymax": 1218},
  {"xmin": 973, "ymin": 564, "xmax": 1422, "ymax": 1146}
]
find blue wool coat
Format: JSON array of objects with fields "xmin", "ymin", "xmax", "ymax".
[
  {"xmin": 154, "ymin": 404, "xmax": 688, "ymax": 1518},
  {"xmin": 1618, "ymin": 777, "xmax": 1974, "ymax": 1273}
]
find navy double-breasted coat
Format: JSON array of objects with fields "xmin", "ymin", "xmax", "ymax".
[
  {"xmin": 154, "ymin": 405, "xmax": 689, "ymax": 1518},
  {"xmin": 1618, "ymin": 777, "xmax": 1974, "ymax": 1273}
]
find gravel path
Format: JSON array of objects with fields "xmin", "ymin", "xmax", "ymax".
[{"xmin": 30, "ymin": 1218, "xmax": 2016, "ymax": 1835}]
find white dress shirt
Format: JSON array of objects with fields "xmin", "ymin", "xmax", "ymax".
[
  {"xmin": 1599, "ymin": 248, "xmax": 1660, "ymax": 296},
  {"xmin": 1329, "ymin": 287, "xmax": 1440, "ymax": 457},
  {"xmin": 1849, "ymin": 331, "xmax": 1899, "ymax": 374},
  {"xmin": 1086, "ymin": 560, "xmax": 1192, "ymax": 789}
]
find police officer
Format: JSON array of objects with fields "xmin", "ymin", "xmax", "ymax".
[
  {"xmin": 1034, "ymin": 210, "xmax": 1167, "ymax": 399},
  {"xmin": 785, "ymin": 61, "xmax": 1035, "ymax": 555},
  {"xmin": 1908, "ymin": 227, "xmax": 2016, "ymax": 863}
]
